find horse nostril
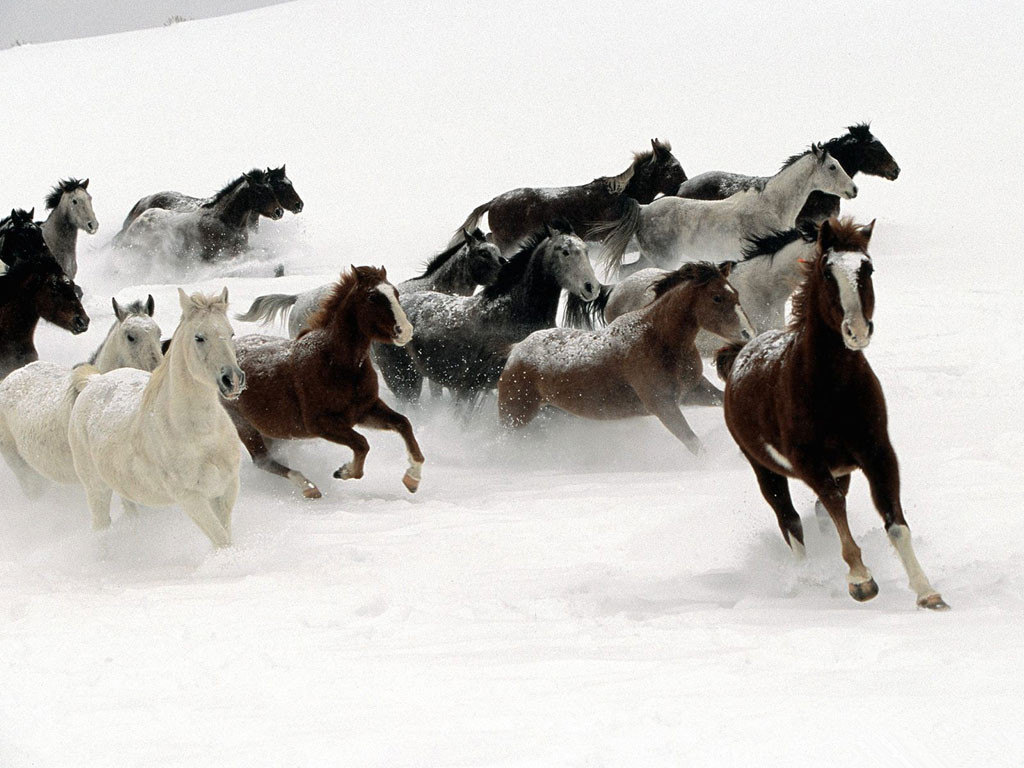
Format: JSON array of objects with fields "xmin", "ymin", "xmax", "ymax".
[
  {"xmin": 584, "ymin": 282, "xmax": 594, "ymax": 294},
  {"xmin": 295, "ymin": 203, "xmax": 303, "ymax": 212}
]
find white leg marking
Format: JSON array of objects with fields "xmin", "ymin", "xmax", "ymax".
[
  {"xmin": 888, "ymin": 524, "xmax": 939, "ymax": 599},
  {"xmin": 764, "ymin": 443, "xmax": 793, "ymax": 472}
]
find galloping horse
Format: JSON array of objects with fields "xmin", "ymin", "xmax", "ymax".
[
  {"xmin": 69, "ymin": 288, "xmax": 245, "ymax": 547},
  {"xmin": 114, "ymin": 169, "xmax": 284, "ymax": 261},
  {"xmin": 716, "ymin": 218, "xmax": 947, "ymax": 610},
  {"xmin": 499, "ymin": 262, "xmax": 753, "ymax": 454},
  {"xmin": 450, "ymin": 139, "xmax": 686, "ymax": 252},
  {"xmin": 677, "ymin": 124, "xmax": 899, "ymax": 224},
  {"xmin": 223, "ymin": 266, "xmax": 424, "ymax": 499},
  {"xmin": 386, "ymin": 220, "xmax": 599, "ymax": 402},
  {"xmin": 117, "ymin": 165, "xmax": 302, "ymax": 234},
  {"xmin": 0, "ymin": 253, "xmax": 89, "ymax": 379},
  {"xmin": 0, "ymin": 208, "xmax": 49, "ymax": 269},
  {"xmin": 0, "ymin": 297, "xmax": 162, "ymax": 495},
  {"xmin": 40, "ymin": 177, "xmax": 99, "ymax": 279},
  {"xmin": 598, "ymin": 144, "xmax": 856, "ymax": 275}
]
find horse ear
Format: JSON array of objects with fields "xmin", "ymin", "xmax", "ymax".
[
  {"xmin": 819, "ymin": 218, "xmax": 836, "ymax": 252},
  {"xmin": 82, "ymin": 178, "xmax": 89, "ymax": 189},
  {"xmin": 718, "ymin": 260, "xmax": 735, "ymax": 278},
  {"xmin": 28, "ymin": 208, "xmax": 35, "ymax": 219},
  {"xmin": 146, "ymin": 294, "xmax": 156, "ymax": 317},
  {"xmin": 462, "ymin": 228, "xmax": 474, "ymax": 244},
  {"xmin": 860, "ymin": 219, "xmax": 876, "ymax": 242},
  {"xmin": 218, "ymin": 286, "xmax": 229, "ymax": 305},
  {"xmin": 177, "ymin": 287, "xmax": 191, "ymax": 312},
  {"xmin": 112, "ymin": 297, "xmax": 126, "ymax": 322}
]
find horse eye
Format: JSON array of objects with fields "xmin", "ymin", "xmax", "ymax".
[
  {"xmin": 126, "ymin": 334, "xmax": 136, "ymax": 343},
  {"xmin": 829, "ymin": 164, "xmax": 837, "ymax": 171},
  {"xmin": 72, "ymin": 199, "xmax": 78, "ymax": 205},
  {"xmin": 713, "ymin": 295, "xmax": 723, "ymax": 304},
  {"xmin": 195, "ymin": 334, "xmax": 206, "ymax": 343},
  {"xmin": 862, "ymin": 263, "xmax": 874, "ymax": 276}
]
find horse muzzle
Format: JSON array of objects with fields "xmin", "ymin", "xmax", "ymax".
[
  {"xmin": 392, "ymin": 323, "xmax": 413, "ymax": 347},
  {"xmin": 218, "ymin": 367, "xmax": 247, "ymax": 399},
  {"xmin": 841, "ymin": 318, "xmax": 872, "ymax": 350},
  {"xmin": 886, "ymin": 165, "xmax": 901, "ymax": 181},
  {"xmin": 844, "ymin": 183, "xmax": 858, "ymax": 200},
  {"xmin": 86, "ymin": 221, "xmax": 99, "ymax": 234},
  {"xmin": 291, "ymin": 201, "xmax": 304, "ymax": 213},
  {"xmin": 271, "ymin": 207, "xmax": 285, "ymax": 220},
  {"xmin": 71, "ymin": 314, "xmax": 90, "ymax": 334}
]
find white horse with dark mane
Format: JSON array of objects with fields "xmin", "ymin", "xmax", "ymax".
[
  {"xmin": 41, "ymin": 178, "xmax": 99, "ymax": 279},
  {"xmin": 68, "ymin": 288, "xmax": 245, "ymax": 547},
  {"xmin": 0, "ymin": 296, "xmax": 163, "ymax": 496},
  {"xmin": 597, "ymin": 145, "xmax": 856, "ymax": 275}
]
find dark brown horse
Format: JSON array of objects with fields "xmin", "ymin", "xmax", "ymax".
[
  {"xmin": 451, "ymin": 139, "xmax": 686, "ymax": 252},
  {"xmin": 0, "ymin": 253, "xmax": 89, "ymax": 379},
  {"xmin": 499, "ymin": 262, "xmax": 753, "ymax": 454},
  {"xmin": 222, "ymin": 266, "xmax": 424, "ymax": 499},
  {"xmin": 677, "ymin": 124, "xmax": 899, "ymax": 225},
  {"xmin": 716, "ymin": 218, "xmax": 947, "ymax": 610}
]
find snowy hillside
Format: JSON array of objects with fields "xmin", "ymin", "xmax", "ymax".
[{"xmin": 1, "ymin": 1, "xmax": 1022, "ymax": 766}]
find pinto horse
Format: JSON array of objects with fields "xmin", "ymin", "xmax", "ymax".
[
  {"xmin": 450, "ymin": 139, "xmax": 686, "ymax": 252},
  {"xmin": 499, "ymin": 262, "xmax": 753, "ymax": 454},
  {"xmin": 223, "ymin": 266, "xmax": 424, "ymax": 499},
  {"xmin": 716, "ymin": 218, "xmax": 947, "ymax": 610},
  {"xmin": 677, "ymin": 124, "xmax": 899, "ymax": 224}
]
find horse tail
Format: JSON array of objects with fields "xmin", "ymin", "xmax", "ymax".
[
  {"xmin": 714, "ymin": 343, "xmax": 745, "ymax": 382},
  {"xmin": 71, "ymin": 364, "xmax": 101, "ymax": 394},
  {"xmin": 562, "ymin": 284, "xmax": 613, "ymax": 329},
  {"xmin": 235, "ymin": 293, "xmax": 298, "ymax": 325},
  {"xmin": 447, "ymin": 200, "xmax": 491, "ymax": 248},
  {"xmin": 593, "ymin": 198, "xmax": 641, "ymax": 275}
]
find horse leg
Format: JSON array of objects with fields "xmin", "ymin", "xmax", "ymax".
[
  {"xmin": 305, "ymin": 420, "xmax": 370, "ymax": 483},
  {"xmin": 637, "ymin": 391, "xmax": 702, "ymax": 456},
  {"xmin": 210, "ymin": 478, "xmax": 239, "ymax": 534},
  {"xmin": 428, "ymin": 379, "xmax": 444, "ymax": 401},
  {"xmin": 679, "ymin": 375, "xmax": 724, "ymax": 407},
  {"xmin": 180, "ymin": 493, "xmax": 231, "ymax": 548},
  {"xmin": 497, "ymin": 366, "xmax": 544, "ymax": 428},
  {"xmin": 859, "ymin": 444, "xmax": 948, "ymax": 610},
  {"xmin": 233, "ymin": 416, "xmax": 321, "ymax": 499},
  {"xmin": 746, "ymin": 457, "xmax": 805, "ymax": 556},
  {"xmin": 815, "ymin": 474, "xmax": 850, "ymax": 533},
  {"xmin": 0, "ymin": 431, "xmax": 47, "ymax": 498},
  {"xmin": 796, "ymin": 460, "xmax": 876, "ymax": 602},
  {"xmin": 121, "ymin": 497, "xmax": 141, "ymax": 518},
  {"xmin": 356, "ymin": 399, "xmax": 425, "ymax": 493},
  {"xmin": 84, "ymin": 484, "xmax": 114, "ymax": 530}
]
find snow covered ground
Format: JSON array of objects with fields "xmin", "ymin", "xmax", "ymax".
[{"xmin": 1, "ymin": 2, "xmax": 1023, "ymax": 765}]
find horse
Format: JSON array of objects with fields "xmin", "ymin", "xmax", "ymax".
[
  {"xmin": 222, "ymin": 266, "xmax": 423, "ymax": 499},
  {"xmin": 235, "ymin": 228, "xmax": 504, "ymax": 338},
  {"xmin": 566, "ymin": 223, "xmax": 817, "ymax": 356},
  {"xmin": 0, "ymin": 208, "xmax": 49, "ymax": 269},
  {"xmin": 114, "ymin": 169, "xmax": 284, "ymax": 261},
  {"xmin": 499, "ymin": 261, "xmax": 754, "ymax": 453},
  {"xmin": 383, "ymin": 220, "xmax": 600, "ymax": 402},
  {"xmin": 68, "ymin": 288, "xmax": 245, "ymax": 547},
  {"xmin": 450, "ymin": 139, "xmax": 686, "ymax": 252},
  {"xmin": 597, "ymin": 144, "xmax": 856, "ymax": 275},
  {"xmin": 0, "ymin": 296, "xmax": 162, "ymax": 496},
  {"xmin": 677, "ymin": 124, "xmax": 899, "ymax": 224},
  {"xmin": 116, "ymin": 165, "xmax": 301, "ymax": 234},
  {"xmin": 715, "ymin": 218, "xmax": 947, "ymax": 610},
  {"xmin": 0, "ymin": 253, "xmax": 89, "ymax": 379},
  {"xmin": 40, "ymin": 178, "xmax": 99, "ymax": 279}
]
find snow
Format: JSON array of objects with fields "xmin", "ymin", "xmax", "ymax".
[{"xmin": 2, "ymin": 1, "xmax": 1024, "ymax": 766}]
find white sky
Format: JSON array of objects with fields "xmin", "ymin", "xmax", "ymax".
[{"xmin": 0, "ymin": 0, "xmax": 290, "ymax": 46}]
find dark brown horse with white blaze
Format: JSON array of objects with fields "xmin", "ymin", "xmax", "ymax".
[
  {"xmin": 221, "ymin": 266, "xmax": 424, "ymax": 499},
  {"xmin": 716, "ymin": 218, "xmax": 947, "ymax": 610},
  {"xmin": 450, "ymin": 139, "xmax": 686, "ymax": 252},
  {"xmin": 499, "ymin": 262, "xmax": 753, "ymax": 454}
]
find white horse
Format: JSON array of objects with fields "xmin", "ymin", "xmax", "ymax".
[
  {"xmin": 0, "ymin": 296, "xmax": 164, "ymax": 496},
  {"xmin": 598, "ymin": 145, "xmax": 856, "ymax": 274},
  {"xmin": 68, "ymin": 288, "xmax": 246, "ymax": 547},
  {"xmin": 41, "ymin": 178, "xmax": 98, "ymax": 279},
  {"xmin": 600, "ymin": 225, "xmax": 817, "ymax": 356}
]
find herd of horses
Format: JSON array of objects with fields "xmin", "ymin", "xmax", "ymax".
[{"xmin": 0, "ymin": 123, "xmax": 948, "ymax": 610}]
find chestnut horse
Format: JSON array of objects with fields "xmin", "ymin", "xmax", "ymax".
[
  {"xmin": 222, "ymin": 266, "xmax": 424, "ymax": 499},
  {"xmin": 450, "ymin": 139, "xmax": 686, "ymax": 252},
  {"xmin": 716, "ymin": 218, "xmax": 947, "ymax": 610},
  {"xmin": 499, "ymin": 262, "xmax": 753, "ymax": 455}
]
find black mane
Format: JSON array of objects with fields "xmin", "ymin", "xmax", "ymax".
[
  {"xmin": 780, "ymin": 143, "xmax": 826, "ymax": 172},
  {"xmin": 742, "ymin": 221, "xmax": 818, "ymax": 261},
  {"xmin": 205, "ymin": 168, "xmax": 267, "ymax": 206},
  {"xmin": 44, "ymin": 178, "xmax": 87, "ymax": 210},
  {"xmin": 414, "ymin": 228, "xmax": 486, "ymax": 279},
  {"xmin": 482, "ymin": 220, "xmax": 573, "ymax": 299}
]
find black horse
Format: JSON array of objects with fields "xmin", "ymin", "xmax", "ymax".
[{"xmin": 0, "ymin": 208, "xmax": 49, "ymax": 268}]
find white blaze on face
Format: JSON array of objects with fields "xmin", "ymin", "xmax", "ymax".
[
  {"xmin": 829, "ymin": 250, "xmax": 871, "ymax": 350},
  {"xmin": 380, "ymin": 284, "xmax": 413, "ymax": 345}
]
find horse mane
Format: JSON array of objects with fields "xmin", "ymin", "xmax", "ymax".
[
  {"xmin": 414, "ymin": 228, "xmax": 486, "ymax": 279},
  {"xmin": 266, "ymin": 166, "xmax": 287, "ymax": 181},
  {"xmin": 780, "ymin": 142, "xmax": 827, "ymax": 171},
  {"xmin": 44, "ymin": 178, "xmax": 87, "ymax": 210},
  {"xmin": 651, "ymin": 261, "xmax": 723, "ymax": 299},
  {"xmin": 742, "ymin": 221, "xmax": 818, "ymax": 261},
  {"xmin": 842, "ymin": 122, "xmax": 873, "ymax": 144},
  {"xmin": 304, "ymin": 267, "xmax": 386, "ymax": 332},
  {"xmin": 0, "ymin": 252, "xmax": 62, "ymax": 300},
  {"xmin": 788, "ymin": 217, "xmax": 872, "ymax": 330},
  {"xmin": 205, "ymin": 168, "xmax": 267, "ymax": 206},
  {"xmin": 482, "ymin": 219, "xmax": 573, "ymax": 299},
  {"xmin": 632, "ymin": 138, "xmax": 673, "ymax": 165}
]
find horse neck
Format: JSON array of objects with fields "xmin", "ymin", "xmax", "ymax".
[
  {"xmin": 822, "ymin": 138, "xmax": 862, "ymax": 176},
  {"xmin": 41, "ymin": 208, "xmax": 77, "ymax": 267},
  {"xmin": 623, "ymin": 164, "xmax": 662, "ymax": 204},
  {"xmin": 504, "ymin": 249, "xmax": 563, "ymax": 325},
  {"xmin": 429, "ymin": 249, "xmax": 477, "ymax": 294},
  {"xmin": 146, "ymin": 333, "xmax": 219, "ymax": 422},
  {"xmin": 761, "ymin": 156, "xmax": 819, "ymax": 226},
  {"xmin": 89, "ymin": 324, "xmax": 120, "ymax": 370},
  {"xmin": 646, "ymin": 286, "xmax": 700, "ymax": 348},
  {"xmin": 318, "ymin": 294, "xmax": 374, "ymax": 366},
  {"xmin": 0, "ymin": 290, "xmax": 41, "ymax": 353},
  {"xmin": 211, "ymin": 183, "xmax": 257, "ymax": 227},
  {"xmin": 792, "ymin": 279, "xmax": 860, "ymax": 374}
]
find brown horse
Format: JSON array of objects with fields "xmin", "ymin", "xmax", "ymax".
[
  {"xmin": 716, "ymin": 218, "xmax": 948, "ymax": 610},
  {"xmin": 222, "ymin": 266, "xmax": 424, "ymax": 499},
  {"xmin": 0, "ymin": 253, "xmax": 89, "ymax": 379},
  {"xmin": 498, "ymin": 262, "xmax": 753, "ymax": 454}
]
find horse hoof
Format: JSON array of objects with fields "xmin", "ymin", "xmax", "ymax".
[
  {"xmin": 848, "ymin": 578, "xmax": 879, "ymax": 602},
  {"xmin": 918, "ymin": 593, "xmax": 950, "ymax": 611},
  {"xmin": 302, "ymin": 487, "xmax": 322, "ymax": 499},
  {"xmin": 333, "ymin": 464, "xmax": 360, "ymax": 480},
  {"xmin": 402, "ymin": 472, "xmax": 420, "ymax": 493}
]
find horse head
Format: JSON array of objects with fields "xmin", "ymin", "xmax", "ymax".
[
  {"xmin": 23, "ymin": 254, "xmax": 89, "ymax": 334},
  {"xmin": 47, "ymin": 178, "xmax": 98, "ymax": 234},
  {"xmin": 176, "ymin": 287, "xmax": 245, "ymax": 398},
  {"xmin": 653, "ymin": 261, "xmax": 754, "ymax": 344},
  {"xmin": 809, "ymin": 145, "xmax": 858, "ymax": 200},
  {"xmin": 110, "ymin": 295, "xmax": 163, "ymax": 372},
  {"xmin": 845, "ymin": 123, "xmax": 900, "ymax": 181},
  {"xmin": 350, "ymin": 265, "xmax": 414, "ymax": 346},
  {"xmin": 543, "ymin": 220, "xmax": 599, "ymax": 302},
  {"xmin": 266, "ymin": 165, "xmax": 304, "ymax": 213},
  {"xmin": 462, "ymin": 228, "xmax": 505, "ymax": 287},
  {"xmin": 243, "ymin": 170, "xmax": 285, "ymax": 220},
  {"xmin": 649, "ymin": 138, "xmax": 687, "ymax": 194},
  {"xmin": 814, "ymin": 217, "xmax": 876, "ymax": 350},
  {"xmin": 0, "ymin": 208, "xmax": 48, "ymax": 267}
]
